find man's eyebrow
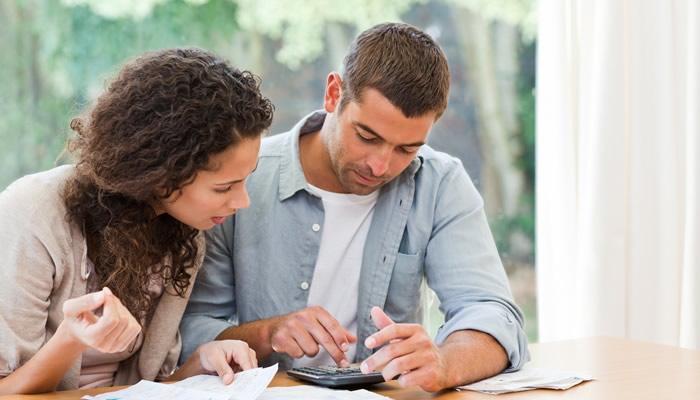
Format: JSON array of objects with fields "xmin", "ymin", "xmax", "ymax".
[{"xmin": 353, "ymin": 121, "xmax": 426, "ymax": 147}]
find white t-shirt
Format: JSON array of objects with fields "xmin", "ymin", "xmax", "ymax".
[{"xmin": 292, "ymin": 184, "xmax": 379, "ymax": 368}]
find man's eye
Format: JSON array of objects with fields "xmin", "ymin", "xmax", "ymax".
[
  {"xmin": 399, "ymin": 146, "xmax": 420, "ymax": 155},
  {"xmin": 357, "ymin": 133, "xmax": 375, "ymax": 142}
]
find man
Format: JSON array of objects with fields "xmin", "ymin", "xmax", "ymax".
[{"xmin": 180, "ymin": 22, "xmax": 529, "ymax": 392}]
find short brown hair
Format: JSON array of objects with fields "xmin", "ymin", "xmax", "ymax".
[{"xmin": 339, "ymin": 22, "xmax": 450, "ymax": 118}]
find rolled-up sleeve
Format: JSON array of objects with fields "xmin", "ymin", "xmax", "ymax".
[{"xmin": 426, "ymin": 160, "xmax": 530, "ymax": 371}]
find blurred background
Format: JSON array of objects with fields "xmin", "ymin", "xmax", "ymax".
[{"xmin": 0, "ymin": 0, "xmax": 537, "ymax": 341}]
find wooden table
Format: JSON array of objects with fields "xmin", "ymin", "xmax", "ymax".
[{"xmin": 4, "ymin": 337, "xmax": 700, "ymax": 399}]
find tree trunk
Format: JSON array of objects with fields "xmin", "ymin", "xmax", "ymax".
[{"xmin": 451, "ymin": 8, "xmax": 525, "ymax": 218}]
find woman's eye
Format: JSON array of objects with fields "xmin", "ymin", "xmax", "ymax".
[{"xmin": 214, "ymin": 186, "xmax": 233, "ymax": 193}]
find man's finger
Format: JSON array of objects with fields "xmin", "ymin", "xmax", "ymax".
[
  {"xmin": 361, "ymin": 336, "xmax": 415, "ymax": 373},
  {"xmin": 291, "ymin": 327, "xmax": 322, "ymax": 358},
  {"xmin": 310, "ymin": 319, "xmax": 350, "ymax": 366},
  {"xmin": 315, "ymin": 310, "xmax": 357, "ymax": 366},
  {"xmin": 317, "ymin": 310, "xmax": 356, "ymax": 349},
  {"xmin": 271, "ymin": 331, "xmax": 305, "ymax": 358},
  {"xmin": 365, "ymin": 323, "xmax": 418, "ymax": 349},
  {"xmin": 370, "ymin": 306, "xmax": 394, "ymax": 330},
  {"xmin": 380, "ymin": 352, "xmax": 424, "ymax": 383}
]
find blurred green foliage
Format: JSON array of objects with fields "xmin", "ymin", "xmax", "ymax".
[
  {"xmin": 0, "ymin": 0, "xmax": 241, "ymax": 189},
  {"xmin": 1, "ymin": 0, "xmax": 537, "ymax": 340}
]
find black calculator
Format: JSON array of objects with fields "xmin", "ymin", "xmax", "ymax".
[{"xmin": 287, "ymin": 365, "xmax": 387, "ymax": 388}]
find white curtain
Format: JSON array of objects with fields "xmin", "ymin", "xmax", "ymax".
[{"xmin": 536, "ymin": 0, "xmax": 700, "ymax": 349}]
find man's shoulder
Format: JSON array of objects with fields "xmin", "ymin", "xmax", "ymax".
[
  {"xmin": 417, "ymin": 145, "xmax": 465, "ymax": 178},
  {"xmin": 259, "ymin": 131, "xmax": 293, "ymax": 158}
]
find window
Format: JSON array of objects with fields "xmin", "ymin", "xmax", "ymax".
[{"xmin": 0, "ymin": 0, "xmax": 537, "ymax": 341}]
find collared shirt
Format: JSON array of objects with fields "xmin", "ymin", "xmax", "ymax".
[{"xmin": 180, "ymin": 111, "xmax": 530, "ymax": 371}]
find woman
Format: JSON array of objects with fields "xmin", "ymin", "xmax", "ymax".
[{"xmin": 0, "ymin": 48, "xmax": 274, "ymax": 394}]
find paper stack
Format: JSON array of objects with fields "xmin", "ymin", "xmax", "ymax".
[
  {"xmin": 457, "ymin": 366, "xmax": 594, "ymax": 395},
  {"xmin": 259, "ymin": 386, "xmax": 392, "ymax": 399},
  {"xmin": 83, "ymin": 364, "xmax": 278, "ymax": 400},
  {"xmin": 82, "ymin": 363, "xmax": 391, "ymax": 400}
]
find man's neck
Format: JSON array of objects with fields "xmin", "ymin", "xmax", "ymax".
[{"xmin": 298, "ymin": 129, "xmax": 346, "ymax": 193}]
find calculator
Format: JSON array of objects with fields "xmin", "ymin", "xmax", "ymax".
[{"xmin": 287, "ymin": 365, "xmax": 387, "ymax": 388}]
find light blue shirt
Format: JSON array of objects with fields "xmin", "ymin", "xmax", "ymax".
[{"xmin": 180, "ymin": 111, "xmax": 530, "ymax": 371}]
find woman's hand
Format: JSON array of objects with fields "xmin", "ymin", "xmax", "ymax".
[
  {"xmin": 199, "ymin": 340, "xmax": 258, "ymax": 384},
  {"xmin": 0, "ymin": 287, "xmax": 142, "ymax": 395},
  {"xmin": 60, "ymin": 287, "xmax": 141, "ymax": 353},
  {"xmin": 171, "ymin": 340, "xmax": 257, "ymax": 384}
]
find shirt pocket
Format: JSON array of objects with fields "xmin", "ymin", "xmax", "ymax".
[{"xmin": 384, "ymin": 251, "xmax": 423, "ymax": 323}]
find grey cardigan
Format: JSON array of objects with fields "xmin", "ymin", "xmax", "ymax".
[{"xmin": 0, "ymin": 165, "xmax": 204, "ymax": 390}]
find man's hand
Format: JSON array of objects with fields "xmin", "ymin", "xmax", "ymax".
[
  {"xmin": 360, "ymin": 306, "xmax": 448, "ymax": 392},
  {"xmin": 269, "ymin": 306, "xmax": 357, "ymax": 367}
]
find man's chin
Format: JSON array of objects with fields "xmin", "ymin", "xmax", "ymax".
[
  {"xmin": 343, "ymin": 181, "xmax": 383, "ymax": 196},
  {"xmin": 339, "ymin": 172, "xmax": 385, "ymax": 195},
  {"xmin": 352, "ymin": 187, "xmax": 377, "ymax": 196}
]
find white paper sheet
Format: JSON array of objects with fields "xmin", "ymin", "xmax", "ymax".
[
  {"xmin": 82, "ymin": 380, "xmax": 230, "ymax": 400},
  {"xmin": 82, "ymin": 364, "xmax": 278, "ymax": 400},
  {"xmin": 258, "ymin": 385, "xmax": 392, "ymax": 400},
  {"xmin": 457, "ymin": 366, "xmax": 594, "ymax": 395},
  {"xmin": 173, "ymin": 363, "xmax": 278, "ymax": 400}
]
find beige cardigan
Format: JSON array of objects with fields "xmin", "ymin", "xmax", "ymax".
[{"xmin": 0, "ymin": 165, "xmax": 204, "ymax": 390}]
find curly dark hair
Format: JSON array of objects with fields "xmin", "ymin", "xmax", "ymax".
[{"xmin": 63, "ymin": 48, "xmax": 273, "ymax": 324}]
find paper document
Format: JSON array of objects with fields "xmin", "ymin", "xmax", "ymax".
[
  {"xmin": 258, "ymin": 385, "xmax": 392, "ymax": 400},
  {"xmin": 173, "ymin": 363, "xmax": 278, "ymax": 399},
  {"xmin": 82, "ymin": 364, "xmax": 278, "ymax": 400},
  {"xmin": 457, "ymin": 366, "xmax": 594, "ymax": 395},
  {"xmin": 82, "ymin": 380, "xmax": 230, "ymax": 400}
]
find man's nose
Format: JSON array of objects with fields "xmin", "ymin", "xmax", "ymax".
[{"xmin": 367, "ymin": 148, "xmax": 391, "ymax": 177}]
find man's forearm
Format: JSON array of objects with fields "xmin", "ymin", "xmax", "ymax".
[
  {"xmin": 215, "ymin": 316, "xmax": 281, "ymax": 361},
  {"xmin": 439, "ymin": 330, "xmax": 509, "ymax": 388}
]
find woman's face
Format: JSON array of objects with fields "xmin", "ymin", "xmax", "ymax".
[{"xmin": 158, "ymin": 136, "xmax": 261, "ymax": 230}]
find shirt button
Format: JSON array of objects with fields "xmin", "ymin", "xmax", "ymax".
[
  {"xmin": 300, "ymin": 281, "xmax": 310, "ymax": 290},
  {"xmin": 312, "ymin": 223, "xmax": 321, "ymax": 232}
]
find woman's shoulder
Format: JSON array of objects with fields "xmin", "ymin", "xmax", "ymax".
[
  {"xmin": 0, "ymin": 165, "xmax": 78, "ymax": 243},
  {"xmin": 0, "ymin": 165, "xmax": 74, "ymax": 212}
]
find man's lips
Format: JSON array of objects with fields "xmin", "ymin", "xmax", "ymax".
[{"xmin": 353, "ymin": 170, "xmax": 382, "ymax": 186}]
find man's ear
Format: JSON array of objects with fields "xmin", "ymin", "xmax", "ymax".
[{"xmin": 324, "ymin": 72, "xmax": 343, "ymax": 113}]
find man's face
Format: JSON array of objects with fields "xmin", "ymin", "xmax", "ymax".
[{"xmin": 324, "ymin": 85, "xmax": 436, "ymax": 195}]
